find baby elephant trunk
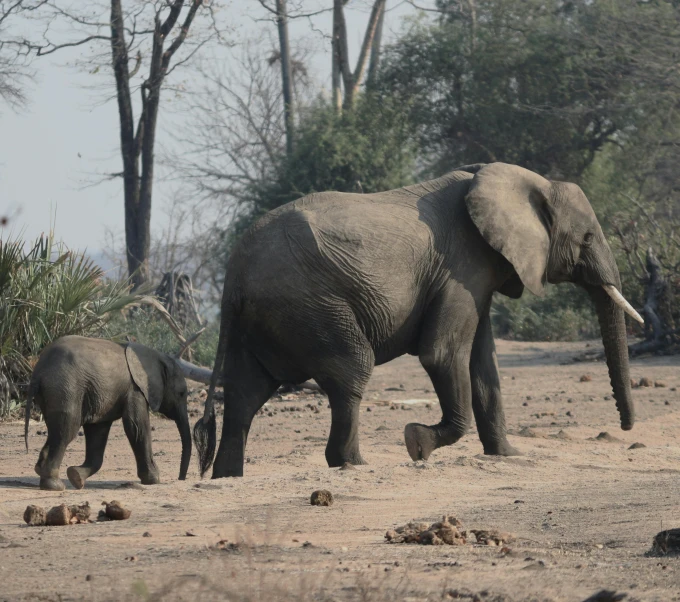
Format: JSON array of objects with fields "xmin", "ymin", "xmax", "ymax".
[{"xmin": 175, "ymin": 409, "xmax": 192, "ymax": 480}]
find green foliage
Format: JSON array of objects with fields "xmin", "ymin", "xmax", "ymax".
[
  {"xmin": 0, "ymin": 233, "xmax": 140, "ymax": 417},
  {"xmin": 109, "ymin": 311, "xmax": 219, "ymax": 368},
  {"xmin": 378, "ymin": 0, "xmax": 676, "ymax": 181},
  {"xmin": 491, "ymin": 285, "xmax": 599, "ymax": 342},
  {"xmin": 226, "ymin": 94, "xmax": 417, "ymax": 243}
]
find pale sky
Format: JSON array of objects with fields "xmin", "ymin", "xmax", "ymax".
[{"xmin": 0, "ymin": 0, "xmax": 422, "ymax": 261}]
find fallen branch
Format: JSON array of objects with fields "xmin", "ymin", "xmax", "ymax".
[
  {"xmin": 135, "ymin": 296, "xmax": 205, "ymax": 359},
  {"xmin": 177, "ymin": 327, "xmax": 206, "ymax": 359}
]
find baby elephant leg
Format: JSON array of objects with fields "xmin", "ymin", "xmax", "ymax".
[
  {"xmin": 123, "ymin": 399, "xmax": 160, "ymax": 485},
  {"xmin": 35, "ymin": 413, "xmax": 80, "ymax": 491},
  {"xmin": 67, "ymin": 422, "xmax": 113, "ymax": 489}
]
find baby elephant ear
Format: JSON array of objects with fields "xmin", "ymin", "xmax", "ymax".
[
  {"xmin": 125, "ymin": 344, "xmax": 163, "ymax": 412},
  {"xmin": 465, "ymin": 162, "xmax": 552, "ymax": 297}
]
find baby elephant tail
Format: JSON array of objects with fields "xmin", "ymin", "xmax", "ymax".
[{"xmin": 24, "ymin": 381, "xmax": 38, "ymax": 453}]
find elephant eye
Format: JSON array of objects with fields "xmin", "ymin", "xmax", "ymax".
[{"xmin": 583, "ymin": 232, "xmax": 594, "ymax": 246}]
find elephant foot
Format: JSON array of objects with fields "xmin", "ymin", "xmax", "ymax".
[
  {"xmin": 483, "ymin": 439, "xmax": 523, "ymax": 457},
  {"xmin": 325, "ymin": 444, "xmax": 367, "ymax": 468},
  {"xmin": 66, "ymin": 466, "xmax": 88, "ymax": 490},
  {"xmin": 39, "ymin": 477, "xmax": 65, "ymax": 491},
  {"xmin": 326, "ymin": 453, "xmax": 367, "ymax": 468},
  {"xmin": 404, "ymin": 423, "xmax": 439, "ymax": 461},
  {"xmin": 139, "ymin": 472, "xmax": 161, "ymax": 485}
]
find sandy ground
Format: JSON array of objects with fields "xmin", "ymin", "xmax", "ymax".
[{"xmin": 1, "ymin": 340, "xmax": 680, "ymax": 602}]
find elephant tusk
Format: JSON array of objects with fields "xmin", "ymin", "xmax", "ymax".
[{"xmin": 602, "ymin": 285, "xmax": 644, "ymax": 325}]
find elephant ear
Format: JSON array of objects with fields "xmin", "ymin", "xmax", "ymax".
[
  {"xmin": 465, "ymin": 162, "xmax": 552, "ymax": 297},
  {"xmin": 125, "ymin": 343, "xmax": 164, "ymax": 412}
]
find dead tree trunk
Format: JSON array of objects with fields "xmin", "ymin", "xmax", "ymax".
[
  {"xmin": 155, "ymin": 272, "xmax": 203, "ymax": 329},
  {"xmin": 275, "ymin": 0, "xmax": 294, "ymax": 156},
  {"xmin": 110, "ymin": 0, "xmax": 204, "ymax": 290},
  {"xmin": 629, "ymin": 247, "xmax": 677, "ymax": 356}
]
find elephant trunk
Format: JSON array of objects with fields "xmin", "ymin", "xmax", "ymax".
[
  {"xmin": 176, "ymin": 407, "xmax": 192, "ymax": 480},
  {"xmin": 588, "ymin": 285, "xmax": 635, "ymax": 430}
]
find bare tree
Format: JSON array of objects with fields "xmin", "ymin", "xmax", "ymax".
[
  {"xmin": 26, "ymin": 1, "xmax": 225, "ymax": 289},
  {"xmin": 332, "ymin": 0, "xmax": 386, "ymax": 112},
  {"xmin": 176, "ymin": 44, "xmax": 310, "ymax": 208},
  {"xmin": 258, "ymin": 0, "xmax": 295, "ymax": 156},
  {"xmin": 0, "ymin": 0, "xmax": 47, "ymax": 109}
]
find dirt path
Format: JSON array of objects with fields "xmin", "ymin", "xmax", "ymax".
[{"xmin": 1, "ymin": 340, "xmax": 679, "ymax": 601}]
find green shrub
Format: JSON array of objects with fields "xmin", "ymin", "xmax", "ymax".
[
  {"xmin": 108, "ymin": 311, "xmax": 220, "ymax": 368},
  {"xmin": 0, "ymin": 233, "xmax": 140, "ymax": 417},
  {"xmin": 491, "ymin": 284, "xmax": 599, "ymax": 342}
]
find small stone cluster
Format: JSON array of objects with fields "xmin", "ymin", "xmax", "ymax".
[
  {"xmin": 23, "ymin": 500, "xmax": 131, "ymax": 526},
  {"xmin": 385, "ymin": 515, "xmax": 515, "ymax": 547}
]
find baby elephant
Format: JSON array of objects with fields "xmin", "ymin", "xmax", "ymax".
[{"xmin": 25, "ymin": 335, "xmax": 191, "ymax": 491}]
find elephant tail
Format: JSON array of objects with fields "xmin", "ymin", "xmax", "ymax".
[
  {"xmin": 24, "ymin": 380, "xmax": 38, "ymax": 453},
  {"xmin": 193, "ymin": 303, "xmax": 231, "ymax": 478}
]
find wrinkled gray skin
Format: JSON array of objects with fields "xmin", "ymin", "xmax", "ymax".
[
  {"xmin": 25, "ymin": 335, "xmax": 191, "ymax": 491},
  {"xmin": 197, "ymin": 162, "xmax": 634, "ymax": 479}
]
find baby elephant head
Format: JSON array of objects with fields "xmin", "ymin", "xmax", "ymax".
[
  {"xmin": 465, "ymin": 162, "xmax": 640, "ymax": 432},
  {"xmin": 125, "ymin": 343, "xmax": 191, "ymax": 480}
]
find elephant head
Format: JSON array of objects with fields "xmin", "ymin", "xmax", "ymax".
[
  {"xmin": 125, "ymin": 344, "xmax": 192, "ymax": 479},
  {"xmin": 465, "ymin": 162, "xmax": 641, "ymax": 431}
]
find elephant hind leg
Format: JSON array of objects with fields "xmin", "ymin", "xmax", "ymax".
[
  {"xmin": 316, "ymin": 351, "xmax": 374, "ymax": 468},
  {"xmin": 36, "ymin": 412, "xmax": 80, "ymax": 491},
  {"xmin": 212, "ymin": 346, "xmax": 280, "ymax": 479},
  {"xmin": 67, "ymin": 421, "xmax": 113, "ymax": 489}
]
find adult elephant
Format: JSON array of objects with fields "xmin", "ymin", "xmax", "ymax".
[{"xmin": 194, "ymin": 162, "xmax": 642, "ymax": 478}]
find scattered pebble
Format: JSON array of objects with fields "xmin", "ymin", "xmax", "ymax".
[
  {"xmin": 639, "ymin": 377, "xmax": 653, "ymax": 388},
  {"xmin": 591, "ymin": 431, "xmax": 621, "ymax": 443},
  {"xmin": 518, "ymin": 426, "xmax": 538, "ymax": 438},
  {"xmin": 579, "ymin": 375, "xmax": 592, "ymax": 382},
  {"xmin": 651, "ymin": 528, "xmax": 680, "ymax": 556},
  {"xmin": 46, "ymin": 504, "xmax": 71, "ymax": 526},
  {"xmin": 471, "ymin": 529, "xmax": 516, "ymax": 546},
  {"xmin": 310, "ymin": 490, "xmax": 334, "ymax": 507},
  {"xmin": 552, "ymin": 430, "xmax": 571, "ymax": 440},
  {"xmin": 582, "ymin": 590, "xmax": 628, "ymax": 602},
  {"xmin": 101, "ymin": 501, "xmax": 131, "ymax": 521},
  {"xmin": 655, "ymin": 381, "xmax": 667, "ymax": 388},
  {"xmin": 386, "ymin": 515, "xmax": 465, "ymax": 545},
  {"xmin": 23, "ymin": 505, "xmax": 46, "ymax": 526},
  {"xmin": 385, "ymin": 516, "xmax": 514, "ymax": 547},
  {"xmin": 628, "ymin": 442, "xmax": 646, "ymax": 450}
]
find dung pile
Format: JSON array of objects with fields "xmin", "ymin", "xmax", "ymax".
[
  {"xmin": 24, "ymin": 502, "xmax": 91, "ymax": 526},
  {"xmin": 23, "ymin": 500, "xmax": 132, "ymax": 526},
  {"xmin": 385, "ymin": 516, "xmax": 515, "ymax": 546}
]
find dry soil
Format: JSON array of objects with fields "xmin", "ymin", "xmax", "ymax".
[{"xmin": 1, "ymin": 340, "xmax": 679, "ymax": 601}]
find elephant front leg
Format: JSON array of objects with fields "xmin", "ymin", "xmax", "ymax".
[
  {"xmin": 470, "ymin": 307, "xmax": 521, "ymax": 456},
  {"xmin": 67, "ymin": 422, "xmax": 113, "ymax": 489},
  {"xmin": 405, "ymin": 293, "xmax": 478, "ymax": 461},
  {"xmin": 122, "ymin": 401, "xmax": 160, "ymax": 485}
]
